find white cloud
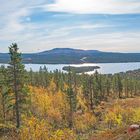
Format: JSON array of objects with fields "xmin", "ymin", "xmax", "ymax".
[
  {"xmin": 20, "ymin": 31, "xmax": 140, "ymax": 53},
  {"xmin": 48, "ymin": 24, "xmax": 107, "ymax": 35},
  {"xmin": 0, "ymin": 8, "xmax": 30, "ymax": 42},
  {"xmin": 46, "ymin": 0, "xmax": 140, "ymax": 14},
  {"xmin": 0, "ymin": 0, "xmax": 140, "ymax": 53},
  {"xmin": 0, "ymin": 0, "xmax": 47, "ymax": 42}
]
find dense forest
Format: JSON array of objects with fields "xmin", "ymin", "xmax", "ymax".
[{"xmin": 0, "ymin": 44, "xmax": 140, "ymax": 140}]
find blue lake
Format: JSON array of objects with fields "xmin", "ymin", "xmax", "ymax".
[{"xmin": 0, "ymin": 62, "xmax": 140, "ymax": 74}]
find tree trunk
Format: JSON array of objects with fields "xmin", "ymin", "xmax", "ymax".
[{"xmin": 14, "ymin": 63, "xmax": 20, "ymax": 128}]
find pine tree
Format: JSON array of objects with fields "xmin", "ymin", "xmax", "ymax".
[
  {"xmin": 88, "ymin": 76, "xmax": 94, "ymax": 110},
  {"xmin": 8, "ymin": 43, "xmax": 28, "ymax": 128},
  {"xmin": 116, "ymin": 74, "xmax": 123, "ymax": 98},
  {"xmin": 66, "ymin": 68, "xmax": 77, "ymax": 129}
]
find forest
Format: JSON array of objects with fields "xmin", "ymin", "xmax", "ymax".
[{"xmin": 0, "ymin": 44, "xmax": 140, "ymax": 140}]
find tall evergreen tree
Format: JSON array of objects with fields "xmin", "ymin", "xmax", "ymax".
[
  {"xmin": 66, "ymin": 68, "xmax": 77, "ymax": 129},
  {"xmin": 116, "ymin": 74, "xmax": 123, "ymax": 98},
  {"xmin": 8, "ymin": 43, "xmax": 28, "ymax": 128}
]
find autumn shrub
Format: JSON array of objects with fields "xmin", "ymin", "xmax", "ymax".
[
  {"xmin": 20, "ymin": 116, "xmax": 76, "ymax": 140},
  {"xmin": 132, "ymin": 108, "xmax": 140, "ymax": 123},
  {"xmin": 20, "ymin": 116, "xmax": 51, "ymax": 140},
  {"xmin": 105, "ymin": 104, "xmax": 123, "ymax": 129},
  {"xmin": 50, "ymin": 129, "xmax": 76, "ymax": 140},
  {"xmin": 104, "ymin": 103, "xmax": 140, "ymax": 129},
  {"xmin": 30, "ymin": 87, "xmax": 69, "ymax": 127},
  {"xmin": 74, "ymin": 112, "xmax": 96, "ymax": 133},
  {"xmin": 122, "ymin": 108, "xmax": 134, "ymax": 124}
]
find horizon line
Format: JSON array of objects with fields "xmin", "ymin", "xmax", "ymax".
[{"xmin": 0, "ymin": 47, "xmax": 140, "ymax": 54}]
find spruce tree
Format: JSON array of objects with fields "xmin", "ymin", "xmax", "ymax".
[
  {"xmin": 8, "ymin": 43, "xmax": 28, "ymax": 128},
  {"xmin": 116, "ymin": 74, "xmax": 123, "ymax": 98},
  {"xmin": 66, "ymin": 68, "xmax": 77, "ymax": 129}
]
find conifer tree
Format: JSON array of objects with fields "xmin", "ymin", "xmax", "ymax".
[
  {"xmin": 117, "ymin": 74, "xmax": 123, "ymax": 98},
  {"xmin": 8, "ymin": 43, "xmax": 28, "ymax": 128},
  {"xmin": 66, "ymin": 68, "xmax": 77, "ymax": 129}
]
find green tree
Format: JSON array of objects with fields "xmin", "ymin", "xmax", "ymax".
[
  {"xmin": 8, "ymin": 43, "xmax": 28, "ymax": 128},
  {"xmin": 66, "ymin": 68, "xmax": 77, "ymax": 129},
  {"xmin": 116, "ymin": 74, "xmax": 123, "ymax": 98}
]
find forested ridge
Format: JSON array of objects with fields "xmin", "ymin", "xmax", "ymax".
[
  {"xmin": 0, "ymin": 44, "xmax": 140, "ymax": 140},
  {"xmin": 0, "ymin": 48, "xmax": 140, "ymax": 64}
]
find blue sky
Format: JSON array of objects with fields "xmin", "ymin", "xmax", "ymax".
[{"xmin": 0, "ymin": 0, "xmax": 140, "ymax": 53}]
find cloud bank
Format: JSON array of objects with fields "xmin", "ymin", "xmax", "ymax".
[
  {"xmin": 46, "ymin": 0, "xmax": 140, "ymax": 14},
  {"xmin": 0, "ymin": 0, "xmax": 140, "ymax": 53}
]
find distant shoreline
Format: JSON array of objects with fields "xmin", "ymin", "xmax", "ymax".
[{"xmin": 1, "ymin": 61, "xmax": 140, "ymax": 65}]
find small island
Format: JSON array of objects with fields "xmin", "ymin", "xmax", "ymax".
[{"xmin": 62, "ymin": 66, "xmax": 100, "ymax": 73}]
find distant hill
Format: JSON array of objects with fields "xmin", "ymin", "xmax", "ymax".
[
  {"xmin": 39, "ymin": 48, "xmax": 101, "ymax": 55},
  {"xmin": 0, "ymin": 48, "xmax": 140, "ymax": 64}
]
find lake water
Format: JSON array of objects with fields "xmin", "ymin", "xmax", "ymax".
[{"xmin": 0, "ymin": 62, "xmax": 140, "ymax": 74}]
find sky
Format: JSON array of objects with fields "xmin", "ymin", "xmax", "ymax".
[{"xmin": 0, "ymin": 0, "xmax": 140, "ymax": 53}]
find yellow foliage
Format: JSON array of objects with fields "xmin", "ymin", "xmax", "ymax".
[
  {"xmin": 77, "ymin": 88, "xmax": 88, "ymax": 111},
  {"xmin": 20, "ymin": 116, "xmax": 76, "ymax": 140},
  {"xmin": 105, "ymin": 104, "xmax": 140, "ymax": 127},
  {"xmin": 48, "ymin": 78, "xmax": 57, "ymax": 93},
  {"xmin": 29, "ymin": 87, "xmax": 69, "ymax": 127},
  {"xmin": 74, "ymin": 112, "xmax": 96, "ymax": 132},
  {"xmin": 50, "ymin": 129, "xmax": 76, "ymax": 140},
  {"xmin": 20, "ymin": 116, "xmax": 51, "ymax": 140},
  {"xmin": 122, "ymin": 108, "xmax": 134, "ymax": 124},
  {"xmin": 105, "ymin": 105, "xmax": 123, "ymax": 128},
  {"xmin": 20, "ymin": 87, "xmax": 140, "ymax": 139},
  {"xmin": 132, "ymin": 108, "xmax": 140, "ymax": 123}
]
